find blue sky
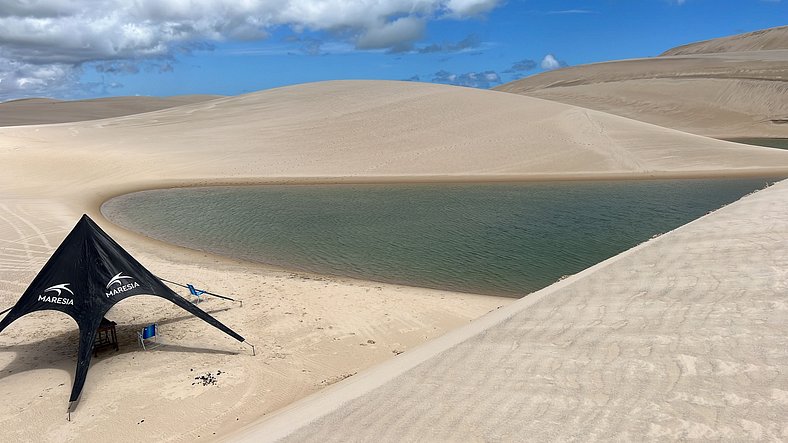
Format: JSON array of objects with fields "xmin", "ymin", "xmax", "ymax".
[{"xmin": 0, "ymin": 0, "xmax": 785, "ymax": 100}]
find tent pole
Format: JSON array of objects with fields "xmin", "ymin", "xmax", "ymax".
[{"xmin": 246, "ymin": 342, "xmax": 256, "ymax": 356}]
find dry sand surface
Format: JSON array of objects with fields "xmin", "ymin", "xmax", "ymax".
[
  {"xmin": 232, "ymin": 178, "xmax": 788, "ymax": 442},
  {"xmin": 0, "ymin": 95, "xmax": 222, "ymax": 127},
  {"xmin": 0, "ymin": 206, "xmax": 504, "ymax": 441},
  {"xmin": 495, "ymin": 27, "xmax": 788, "ymax": 138},
  {"xmin": 0, "ymin": 80, "xmax": 787, "ymax": 441}
]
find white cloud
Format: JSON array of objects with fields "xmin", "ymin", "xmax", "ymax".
[
  {"xmin": 356, "ymin": 17, "xmax": 426, "ymax": 50},
  {"xmin": 432, "ymin": 69, "xmax": 500, "ymax": 88},
  {"xmin": 0, "ymin": 0, "xmax": 503, "ymax": 99},
  {"xmin": 0, "ymin": 58, "xmax": 80, "ymax": 98},
  {"xmin": 540, "ymin": 54, "xmax": 567, "ymax": 70},
  {"xmin": 503, "ymin": 58, "xmax": 536, "ymax": 74},
  {"xmin": 445, "ymin": 0, "xmax": 499, "ymax": 16}
]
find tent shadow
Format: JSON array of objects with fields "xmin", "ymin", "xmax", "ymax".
[
  {"xmin": 118, "ymin": 306, "xmax": 235, "ymax": 331},
  {"xmin": 0, "ymin": 306, "xmax": 240, "ymax": 384},
  {"xmin": 139, "ymin": 343, "xmax": 238, "ymax": 356}
]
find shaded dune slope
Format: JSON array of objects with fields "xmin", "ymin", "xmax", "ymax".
[
  {"xmin": 495, "ymin": 27, "xmax": 788, "ymax": 138},
  {"xmin": 0, "ymin": 95, "xmax": 223, "ymax": 127}
]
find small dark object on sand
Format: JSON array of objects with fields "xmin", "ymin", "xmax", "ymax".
[{"xmin": 193, "ymin": 371, "xmax": 223, "ymax": 386}]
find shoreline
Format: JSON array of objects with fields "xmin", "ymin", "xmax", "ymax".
[
  {"xmin": 229, "ymin": 177, "xmax": 788, "ymax": 441},
  {"xmin": 228, "ymin": 178, "xmax": 787, "ymax": 441},
  {"xmin": 0, "ymin": 196, "xmax": 513, "ymax": 440},
  {"xmin": 97, "ymin": 173, "xmax": 785, "ymax": 301},
  {"xmin": 0, "ymin": 179, "xmax": 516, "ymax": 441},
  {"xmin": 95, "ymin": 169, "xmax": 788, "ymax": 198},
  {"xmin": 88, "ymin": 170, "xmax": 788, "ymax": 249}
]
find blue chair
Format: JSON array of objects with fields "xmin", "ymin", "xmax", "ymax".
[
  {"xmin": 187, "ymin": 284, "xmax": 206, "ymax": 303},
  {"xmin": 137, "ymin": 323, "xmax": 160, "ymax": 350}
]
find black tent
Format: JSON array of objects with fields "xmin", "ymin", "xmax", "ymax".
[{"xmin": 0, "ymin": 214, "xmax": 245, "ymax": 409}]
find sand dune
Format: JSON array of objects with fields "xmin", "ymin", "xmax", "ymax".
[
  {"xmin": 232, "ymin": 169, "xmax": 788, "ymax": 443},
  {"xmin": 495, "ymin": 28, "xmax": 788, "ymax": 138},
  {"xmin": 0, "ymin": 95, "xmax": 223, "ymax": 127},
  {"xmin": 0, "ymin": 82, "xmax": 515, "ymax": 442},
  {"xmin": 0, "ymin": 80, "xmax": 787, "ymax": 441},
  {"xmin": 1, "ymin": 80, "xmax": 787, "ymax": 195},
  {"xmin": 662, "ymin": 25, "xmax": 788, "ymax": 55}
]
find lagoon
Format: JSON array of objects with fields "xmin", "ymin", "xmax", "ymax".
[{"xmin": 103, "ymin": 178, "xmax": 779, "ymax": 297}]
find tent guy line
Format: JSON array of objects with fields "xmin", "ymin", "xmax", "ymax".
[{"xmin": 157, "ymin": 276, "xmax": 243, "ymax": 305}]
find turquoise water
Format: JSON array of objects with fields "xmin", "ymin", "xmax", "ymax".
[{"xmin": 102, "ymin": 178, "xmax": 779, "ymax": 297}]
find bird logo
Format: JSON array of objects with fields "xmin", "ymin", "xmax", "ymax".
[
  {"xmin": 106, "ymin": 272, "xmax": 134, "ymax": 289},
  {"xmin": 44, "ymin": 283, "xmax": 74, "ymax": 296}
]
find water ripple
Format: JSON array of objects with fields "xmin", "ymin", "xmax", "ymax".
[{"xmin": 102, "ymin": 178, "xmax": 779, "ymax": 297}]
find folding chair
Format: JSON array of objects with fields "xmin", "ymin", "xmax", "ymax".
[
  {"xmin": 187, "ymin": 284, "xmax": 206, "ymax": 303},
  {"xmin": 138, "ymin": 323, "xmax": 161, "ymax": 350}
]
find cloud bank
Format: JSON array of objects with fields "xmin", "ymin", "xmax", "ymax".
[
  {"xmin": 503, "ymin": 58, "xmax": 537, "ymax": 74},
  {"xmin": 432, "ymin": 69, "xmax": 500, "ymax": 88},
  {"xmin": 0, "ymin": 0, "xmax": 503, "ymax": 99},
  {"xmin": 417, "ymin": 34, "xmax": 481, "ymax": 54},
  {"xmin": 540, "ymin": 54, "xmax": 568, "ymax": 70}
]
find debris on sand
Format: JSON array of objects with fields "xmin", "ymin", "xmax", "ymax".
[{"xmin": 192, "ymin": 370, "xmax": 223, "ymax": 386}]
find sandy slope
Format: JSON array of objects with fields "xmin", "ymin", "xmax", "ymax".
[
  {"xmin": 0, "ymin": 95, "xmax": 223, "ymax": 127},
  {"xmin": 495, "ymin": 28, "xmax": 788, "ymax": 138},
  {"xmin": 0, "ymin": 80, "xmax": 786, "ymax": 441},
  {"xmin": 662, "ymin": 25, "xmax": 788, "ymax": 55},
  {"xmin": 232, "ymin": 173, "xmax": 788, "ymax": 443},
  {"xmin": 2, "ymin": 80, "xmax": 787, "ymax": 195}
]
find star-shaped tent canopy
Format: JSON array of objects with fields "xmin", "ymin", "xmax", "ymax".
[{"xmin": 0, "ymin": 214, "xmax": 245, "ymax": 408}]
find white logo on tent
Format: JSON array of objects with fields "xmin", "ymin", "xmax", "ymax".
[
  {"xmin": 38, "ymin": 283, "xmax": 74, "ymax": 305},
  {"xmin": 45, "ymin": 283, "xmax": 74, "ymax": 296},
  {"xmin": 106, "ymin": 272, "xmax": 134, "ymax": 289},
  {"xmin": 105, "ymin": 272, "xmax": 140, "ymax": 298}
]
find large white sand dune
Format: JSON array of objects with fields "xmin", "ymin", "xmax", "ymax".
[
  {"xmin": 1, "ymin": 80, "xmax": 787, "ymax": 202},
  {"xmin": 495, "ymin": 27, "xmax": 788, "ymax": 138}
]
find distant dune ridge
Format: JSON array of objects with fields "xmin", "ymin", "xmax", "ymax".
[
  {"xmin": 2, "ymin": 81, "xmax": 787, "ymax": 188},
  {"xmin": 0, "ymin": 95, "xmax": 222, "ymax": 127},
  {"xmin": 661, "ymin": 25, "xmax": 788, "ymax": 55},
  {"xmin": 495, "ymin": 26, "xmax": 788, "ymax": 138}
]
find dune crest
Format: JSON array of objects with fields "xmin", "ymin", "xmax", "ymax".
[
  {"xmin": 1, "ymin": 81, "xmax": 786, "ymax": 193},
  {"xmin": 0, "ymin": 95, "xmax": 223, "ymax": 127},
  {"xmin": 495, "ymin": 27, "xmax": 788, "ymax": 138},
  {"xmin": 661, "ymin": 25, "xmax": 788, "ymax": 55}
]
